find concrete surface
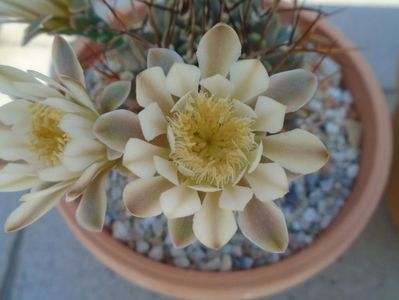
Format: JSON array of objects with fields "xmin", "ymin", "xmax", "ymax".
[{"xmin": 1, "ymin": 4, "xmax": 399, "ymax": 300}]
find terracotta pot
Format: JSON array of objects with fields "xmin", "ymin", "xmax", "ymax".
[{"xmin": 58, "ymin": 11, "xmax": 393, "ymax": 300}]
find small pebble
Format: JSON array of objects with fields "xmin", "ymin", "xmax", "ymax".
[
  {"xmin": 136, "ymin": 240, "xmax": 150, "ymax": 254},
  {"xmin": 112, "ymin": 221, "xmax": 129, "ymax": 241},
  {"xmin": 220, "ymin": 255, "xmax": 233, "ymax": 272},
  {"xmin": 174, "ymin": 257, "xmax": 190, "ymax": 268},
  {"xmin": 303, "ymin": 208, "xmax": 318, "ymax": 223},
  {"xmin": 148, "ymin": 245, "xmax": 164, "ymax": 261}
]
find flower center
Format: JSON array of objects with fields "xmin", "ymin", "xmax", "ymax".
[
  {"xmin": 29, "ymin": 103, "xmax": 69, "ymax": 166},
  {"xmin": 169, "ymin": 92, "xmax": 256, "ymax": 188}
]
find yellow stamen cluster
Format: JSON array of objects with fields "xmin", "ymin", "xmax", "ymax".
[
  {"xmin": 29, "ymin": 103, "xmax": 69, "ymax": 166},
  {"xmin": 169, "ymin": 92, "xmax": 256, "ymax": 188}
]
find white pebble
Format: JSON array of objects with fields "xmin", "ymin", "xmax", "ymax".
[
  {"xmin": 136, "ymin": 240, "xmax": 150, "ymax": 254},
  {"xmin": 148, "ymin": 245, "xmax": 164, "ymax": 261},
  {"xmin": 200, "ymin": 257, "xmax": 221, "ymax": 271},
  {"xmin": 303, "ymin": 207, "xmax": 318, "ymax": 223},
  {"xmin": 112, "ymin": 221, "xmax": 129, "ymax": 241},
  {"xmin": 220, "ymin": 255, "xmax": 232, "ymax": 272},
  {"xmin": 174, "ymin": 257, "xmax": 190, "ymax": 268},
  {"xmin": 346, "ymin": 164, "xmax": 359, "ymax": 178}
]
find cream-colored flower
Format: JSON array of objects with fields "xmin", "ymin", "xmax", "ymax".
[
  {"xmin": 0, "ymin": 0, "xmax": 88, "ymax": 44},
  {"xmin": 0, "ymin": 36, "xmax": 136, "ymax": 232},
  {"xmin": 99, "ymin": 23, "xmax": 328, "ymax": 251}
]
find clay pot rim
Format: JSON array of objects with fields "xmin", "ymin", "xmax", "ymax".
[{"xmin": 58, "ymin": 10, "xmax": 393, "ymax": 300}]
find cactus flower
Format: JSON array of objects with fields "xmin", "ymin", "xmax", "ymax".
[
  {"xmin": 98, "ymin": 23, "xmax": 329, "ymax": 251},
  {"xmin": 0, "ymin": 36, "xmax": 134, "ymax": 232}
]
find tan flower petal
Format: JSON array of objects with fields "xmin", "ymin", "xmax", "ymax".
[
  {"xmin": 193, "ymin": 192, "xmax": 237, "ymax": 249},
  {"xmin": 75, "ymin": 170, "xmax": 108, "ymax": 232},
  {"xmin": 52, "ymin": 36, "xmax": 85, "ymax": 87},
  {"xmin": 123, "ymin": 138, "xmax": 168, "ymax": 178},
  {"xmin": 93, "ymin": 110, "xmax": 143, "ymax": 152},
  {"xmin": 62, "ymin": 138, "xmax": 106, "ymax": 172},
  {"xmin": 136, "ymin": 66, "xmax": 174, "ymax": 114},
  {"xmin": 138, "ymin": 102, "xmax": 167, "ymax": 141},
  {"xmin": 254, "ymin": 96, "xmax": 286, "ymax": 133},
  {"xmin": 197, "ymin": 23, "xmax": 241, "ymax": 78},
  {"xmin": 168, "ymin": 216, "xmax": 196, "ymax": 248},
  {"xmin": 153, "ymin": 156, "xmax": 179, "ymax": 185},
  {"xmin": 0, "ymin": 163, "xmax": 40, "ymax": 192},
  {"xmin": 106, "ymin": 148, "xmax": 122, "ymax": 160},
  {"xmin": 230, "ymin": 59, "xmax": 270, "ymax": 102},
  {"xmin": 147, "ymin": 48, "xmax": 184, "ymax": 74},
  {"xmin": 238, "ymin": 198, "xmax": 288, "ymax": 252},
  {"xmin": 246, "ymin": 163, "xmax": 289, "ymax": 202},
  {"xmin": 165, "ymin": 63, "xmax": 200, "ymax": 97},
  {"xmin": 97, "ymin": 80, "xmax": 131, "ymax": 113},
  {"xmin": 248, "ymin": 142, "xmax": 263, "ymax": 173},
  {"xmin": 123, "ymin": 176, "xmax": 172, "ymax": 217},
  {"xmin": 59, "ymin": 76, "xmax": 97, "ymax": 113},
  {"xmin": 200, "ymin": 74, "xmax": 234, "ymax": 98},
  {"xmin": 265, "ymin": 69, "xmax": 318, "ymax": 113},
  {"xmin": 66, "ymin": 162, "xmax": 107, "ymax": 201},
  {"xmin": 160, "ymin": 185, "xmax": 201, "ymax": 219},
  {"xmin": 262, "ymin": 129, "xmax": 329, "ymax": 174},
  {"xmin": 219, "ymin": 185, "xmax": 253, "ymax": 211},
  {"xmin": 5, "ymin": 182, "xmax": 70, "ymax": 232},
  {"xmin": 59, "ymin": 113, "xmax": 93, "ymax": 139}
]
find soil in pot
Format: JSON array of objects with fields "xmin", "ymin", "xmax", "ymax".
[{"xmin": 83, "ymin": 49, "xmax": 362, "ymax": 272}]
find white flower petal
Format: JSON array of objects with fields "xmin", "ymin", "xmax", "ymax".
[
  {"xmin": 59, "ymin": 113, "xmax": 93, "ymax": 139},
  {"xmin": 138, "ymin": 102, "xmax": 167, "ymax": 141},
  {"xmin": 0, "ymin": 131, "xmax": 33, "ymax": 162},
  {"xmin": 53, "ymin": 36, "xmax": 85, "ymax": 87},
  {"xmin": 123, "ymin": 138, "xmax": 168, "ymax": 178},
  {"xmin": 13, "ymin": 82, "xmax": 62, "ymax": 98},
  {"xmin": 93, "ymin": 110, "xmax": 143, "ymax": 152},
  {"xmin": 254, "ymin": 96, "xmax": 286, "ymax": 133},
  {"xmin": 5, "ymin": 182, "xmax": 70, "ymax": 232},
  {"xmin": 246, "ymin": 163, "xmax": 289, "ymax": 202},
  {"xmin": 97, "ymin": 80, "xmax": 131, "ymax": 113},
  {"xmin": 265, "ymin": 69, "xmax": 318, "ymax": 113},
  {"xmin": 230, "ymin": 59, "xmax": 270, "ymax": 102},
  {"xmin": 106, "ymin": 148, "xmax": 122, "ymax": 160},
  {"xmin": 38, "ymin": 164, "xmax": 79, "ymax": 182},
  {"xmin": 197, "ymin": 23, "xmax": 241, "ymax": 78},
  {"xmin": 238, "ymin": 198, "xmax": 289, "ymax": 252},
  {"xmin": 75, "ymin": 170, "xmax": 108, "ymax": 232},
  {"xmin": 200, "ymin": 74, "xmax": 234, "ymax": 98},
  {"xmin": 187, "ymin": 184, "xmax": 221, "ymax": 192},
  {"xmin": 232, "ymin": 99, "xmax": 257, "ymax": 118},
  {"xmin": 0, "ymin": 99, "xmax": 30, "ymax": 125},
  {"xmin": 62, "ymin": 138, "xmax": 106, "ymax": 172},
  {"xmin": 123, "ymin": 176, "xmax": 172, "ymax": 217},
  {"xmin": 168, "ymin": 216, "xmax": 196, "ymax": 248},
  {"xmin": 193, "ymin": 192, "xmax": 237, "ymax": 249},
  {"xmin": 171, "ymin": 92, "xmax": 193, "ymax": 113},
  {"xmin": 262, "ymin": 129, "xmax": 329, "ymax": 174},
  {"xmin": 42, "ymin": 97, "xmax": 89, "ymax": 115},
  {"xmin": 153, "ymin": 156, "xmax": 179, "ymax": 185},
  {"xmin": 165, "ymin": 63, "xmax": 200, "ymax": 97},
  {"xmin": 160, "ymin": 185, "xmax": 201, "ymax": 219},
  {"xmin": 0, "ymin": 163, "xmax": 40, "ymax": 192},
  {"xmin": 167, "ymin": 125, "xmax": 176, "ymax": 153},
  {"xmin": 219, "ymin": 185, "xmax": 253, "ymax": 211},
  {"xmin": 59, "ymin": 76, "xmax": 97, "ymax": 113},
  {"xmin": 136, "ymin": 67, "xmax": 174, "ymax": 114},
  {"xmin": 248, "ymin": 142, "xmax": 263, "ymax": 173}
]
